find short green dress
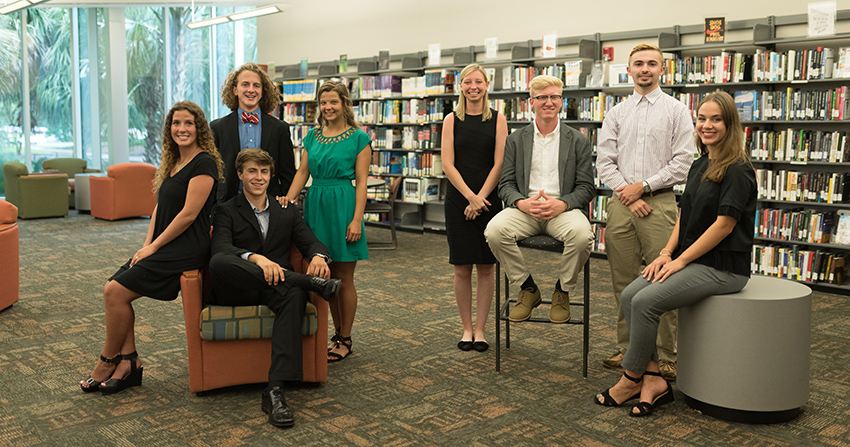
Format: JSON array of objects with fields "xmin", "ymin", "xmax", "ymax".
[{"xmin": 303, "ymin": 126, "xmax": 371, "ymax": 262}]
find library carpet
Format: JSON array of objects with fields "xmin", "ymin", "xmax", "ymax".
[{"xmin": 1, "ymin": 211, "xmax": 849, "ymax": 446}]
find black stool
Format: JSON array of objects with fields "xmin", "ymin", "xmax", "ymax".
[{"xmin": 495, "ymin": 235, "xmax": 591, "ymax": 377}]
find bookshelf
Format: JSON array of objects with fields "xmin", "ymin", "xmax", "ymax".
[{"xmin": 271, "ymin": 12, "xmax": 850, "ymax": 293}]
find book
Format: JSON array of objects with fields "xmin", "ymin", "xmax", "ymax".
[
  {"xmin": 734, "ymin": 90, "xmax": 755, "ymax": 121},
  {"xmin": 705, "ymin": 17, "xmax": 725, "ymax": 43},
  {"xmin": 339, "ymin": 54, "xmax": 347, "ymax": 73},
  {"xmin": 608, "ymin": 64, "xmax": 631, "ymax": 87},
  {"xmin": 379, "ymin": 50, "xmax": 390, "ymax": 70}
]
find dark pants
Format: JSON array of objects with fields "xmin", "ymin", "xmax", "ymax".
[{"xmin": 209, "ymin": 252, "xmax": 308, "ymax": 382}]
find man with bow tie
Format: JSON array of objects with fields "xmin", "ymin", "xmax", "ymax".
[{"xmin": 211, "ymin": 62, "xmax": 296, "ymax": 203}]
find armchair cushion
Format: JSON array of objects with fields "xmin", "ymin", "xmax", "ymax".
[
  {"xmin": 42, "ymin": 158, "xmax": 91, "ymax": 208},
  {"xmin": 200, "ymin": 302, "xmax": 318, "ymax": 341},
  {"xmin": 0, "ymin": 199, "xmax": 19, "ymax": 311},
  {"xmin": 90, "ymin": 162, "xmax": 157, "ymax": 221},
  {"xmin": 2, "ymin": 161, "xmax": 69, "ymax": 219}
]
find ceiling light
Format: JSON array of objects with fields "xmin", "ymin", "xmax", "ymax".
[
  {"xmin": 186, "ymin": 4, "xmax": 285, "ymax": 30},
  {"xmin": 0, "ymin": 0, "xmax": 51, "ymax": 15}
]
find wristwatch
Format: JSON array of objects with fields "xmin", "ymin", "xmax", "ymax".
[{"xmin": 642, "ymin": 181, "xmax": 651, "ymax": 194}]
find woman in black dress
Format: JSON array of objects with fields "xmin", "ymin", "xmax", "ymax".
[
  {"xmin": 441, "ymin": 64, "xmax": 507, "ymax": 352},
  {"xmin": 80, "ymin": 101, "xmax": 224, "ymax": 394}
]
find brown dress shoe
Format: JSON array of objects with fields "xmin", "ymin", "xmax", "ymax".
[
  {"xmin": 509, "ymin": 288, "xmax": 542, "ymax": 321},
  {"xmin": 658, "ymin": 359, "xmax": 677, "ymax": 381},
  {"xmin": 549, "ymin": 290, "xmax": 571, "ymax": 323},
  {"xmin": 602, "ymin": 351, "xmax": 624, "ymax": 369}
]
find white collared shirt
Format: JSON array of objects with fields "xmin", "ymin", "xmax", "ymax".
[{"xmin": 528, "ymin": 118, "xmax": 561, "ymax": 198}]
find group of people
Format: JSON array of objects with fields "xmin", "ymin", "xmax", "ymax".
[
  {"xmin": 77, "ymin": 41, "xmax": 758, "ymax": 426},
  {"xmin": 443, "ymin": 43, "xmax": 756, "ymax": 417},
  {"xmin": 79, "ymin": 63, "xmax": 370, "ymax": 429}
]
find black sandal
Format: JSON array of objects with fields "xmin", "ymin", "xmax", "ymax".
[
  {"xmin": 328, "ymin": 330, "xmax": 342, "ymax": 353},
  {"xmin": 100, "ymin": 351, "xmax": 144, "ymax": 395},
  {"xmin": 629, "ymin": 371, "xmax": 674, "ymax": 417},
  {"xmin": 327, "ymin": 336, "xmax": 352, "ymax": 362},
  {"xmin": 595, "ymin": 371, "xmax": 642, "ymax": 407},
  {"xmin": 80, "ymin": 354, "xmax": 120, "ymax": 393}
]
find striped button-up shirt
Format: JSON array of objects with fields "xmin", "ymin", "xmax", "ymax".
[{"xmin": 596, "ymin": 87, "xmax": 695, "ymax": 193}]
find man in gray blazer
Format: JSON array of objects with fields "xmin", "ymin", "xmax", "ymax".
[{"xmin": 485, "ymin": 75, "xmax": 595, "ymax": 323}]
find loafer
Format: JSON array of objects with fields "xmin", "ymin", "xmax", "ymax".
[
  {"xmin": 262, "ymin": 386, "xmax": 294, "ymax": 428},
  {"xmin": 473, "ymin": 341, "xmax": 489, "ymax": 352},
  {"xmin": 457, "ymin": 340, "xmax": 474, "ymax": 351},
  {"xmin": 309, "ymin": 277, "xmax": 341, "ymax": 303},
  {"xmin": 509, "ymin": 288, "xmax": 541, "ymax": 322},
  {"xmin": 549, "ymin": 289, "xmax": 571, "ymax": 323},
  {"xmin": 658, "ymin": 359, "xmax": 677, "ymax": 381},
  {"xmin": 603, "ymin": 351, "xmax": 624, "ymax": 369}
]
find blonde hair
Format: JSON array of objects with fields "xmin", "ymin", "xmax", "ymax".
[
  {"xmin": 315, "ymin": 80, "xmax": 359, "ymax": 129},
  {"xmin": 454, "ymin": 64, "xmax": 492, "ymax": 121},
  {"xmin": 629, "ymin": 43, "xmax": 664, "ymax": 63},
  {"xmin": 529, "ymin": 75, "xmax": 564, "ymax": 98},
  {"xmin": 154, "ymin": 101, "xmax": 225, "ymax": 192},
  {"xmin": 220, "ymin": 63, "xmax": 281, "ymax": 114},
  {"xmin": 694, "ymin": 91, "xmax": 753, "ymax": 183}
]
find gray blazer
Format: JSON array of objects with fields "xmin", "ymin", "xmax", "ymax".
[{"xmin": 498, "ymin": 122, "xmax": 595, "ymax": 216}]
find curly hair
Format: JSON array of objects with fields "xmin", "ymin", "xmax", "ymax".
[
  {"xmin": 154, "ymin": 101, "xmax": 225, "ymax": 193},
  {"xmin": 220, "ymin": 62, "xmax": 281, "ymax": 114},
  {"xmin": 316, "ymin": 80, "xmax": 359, "ymax": 129}
]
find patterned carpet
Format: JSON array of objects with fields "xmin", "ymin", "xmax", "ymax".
[{"xmin": 1, "ymin": 211, "xmax": 849, "ymax": 446}]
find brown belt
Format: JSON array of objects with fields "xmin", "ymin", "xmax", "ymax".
[{"xmin": 647, "ymin": 187, "xmax": 674, "ymax": 196}]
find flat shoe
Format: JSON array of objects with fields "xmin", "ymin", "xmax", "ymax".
[
  {"xmin": 473, "ymin": 341, "xmax": 489, "ymax": 352},
  {"xmin": 457, "ymin": 340, "xmax": 474, "ymax": 351}
]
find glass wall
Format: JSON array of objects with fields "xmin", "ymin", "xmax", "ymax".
[{"xmin": 0, "ymin": 5, "xmax": 258, "ymax": 197}]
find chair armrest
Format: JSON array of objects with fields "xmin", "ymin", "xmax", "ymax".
[
  {"xmin": 84, "ymin": 168, "xmax": 101, "ymax": 173},
  {"xmin": 181, "ymin": 270, "xmax": 204, "ymax": 333}
]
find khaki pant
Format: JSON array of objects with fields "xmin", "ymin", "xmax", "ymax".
[
  {"xmin": 484, "ymin": 207, "xmax": 593, "ymax": 292},
  {"xmin": 605, "ymin": 193, "xmax": 678, "ymax": 362}
]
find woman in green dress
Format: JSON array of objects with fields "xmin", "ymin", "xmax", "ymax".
[{"xmin": 284, "ymin": 81, "xmax": 371, "ymax": 362}]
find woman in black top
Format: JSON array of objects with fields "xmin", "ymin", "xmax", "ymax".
[
  {"xmin": 80, "ymin": 101, "xmax": 224, "ymax": 394},
  {"xmin": 595, "ymin": 91, "xmax": 757, "ymax": 416},
  {"xmin": 441, "ymin": 64, "xmax": 507, "ymax": 352}
]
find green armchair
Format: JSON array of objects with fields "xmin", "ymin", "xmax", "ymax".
[
  {"xmin": 42, "ymin": 157, "xmax": 99, "ymax": 208},
  {"xmin": 2, "ymin": 161, "xmax": 69, "ymax": 219}
]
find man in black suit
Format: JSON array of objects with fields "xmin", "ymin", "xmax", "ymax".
[
  {"xmin": 209, "ymin": 149, "xmax": 340, "ymax": 429},
  {"xmin": 211, "ymin": 62, "xmax": 296, "ymax": 202}
]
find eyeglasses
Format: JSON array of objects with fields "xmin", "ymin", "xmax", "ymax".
[{"xmin": 532, "ymin": 94, "xmax": 563, "ymax": 102}]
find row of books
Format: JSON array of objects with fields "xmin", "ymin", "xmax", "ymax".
[
  {"xmin": 354, "ymin": 99, "xmax": 452, "ymax": 124},
  {"xmin": 660, "ymin": 47, "xmax": 847, "ymax": 85},
  {"xmin": 588, "ymin": 195, "xmax": 610, "ymax": 221},
  {"xmin": 591, "ymin": 223, "xmax": 606, "ymax": 253},
  {"xmin": 755, "ymin": 208, "xmax": 838, "ymax": 245},
  {"xmin": 752, "ymin": 245, "xmax": 845, "ymax": 284},
  {"xmin": 280, "ymin": 103, "xmax": 316, "ymax": 123},
  {"xmin": 399, "ymin": 70, "xmax": 458, "ymax": 96},
  {"xmin": 290, "ymin": 124, "xmax": 312, "ymax": 147},
  {"xmin": 357, "ymin": 75, "xmax": 403, "ymax": 98},
  {"xmin": 402, "ymin": 177, "xmax": 444, "ymax": 203},
  {"xmin": 755, "ymin": 169, "xmax": 850, "ymax": 203},
  {"xmin": 279, "ymin": 80, "xmax": 318, "ymax": 101},
  {"xmin": 362, "ymin": 124, "xmax": 444, "ymax": 150},
  {"xmin": 498, "ymin": 61, "xmax": 590, "ymax": 91},
  {"xmin": 369, "ymin": 150, "xmax": 443, "ymax": 176},
  {"xmin": 737, "ymin": 87, "xmax": 849, "ymax": 121},
  {"xmin": 745, "ymin": 128, "xmax": 849, "ymax": 163}
]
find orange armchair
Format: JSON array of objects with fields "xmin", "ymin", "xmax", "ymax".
[
  {"xmin": 0, "ymin": 200, "xmax": 19, "ymax": 312},
  {"xmin": 180, "ymin": 247, "xmax": 328, "ymax": 394},
  {"xmin": 90, "ymin": 162, "xmax": 157, "ymax": 221}
]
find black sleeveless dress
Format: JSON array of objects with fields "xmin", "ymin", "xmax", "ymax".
[{"xmin": 444, "ymin": 109, "xmax": 502, "ymax": 265}]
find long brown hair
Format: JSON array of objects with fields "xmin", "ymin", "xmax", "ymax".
[
  {"xmin": 154, "ymin": 101, "xmax": 225, "ymax": 192},
  {"xmin": 220, "ymin": 62, "xmax": 281, "ymax": 114},
  {"xmin": 454, "ymin": 64, "xmax": 492, "ymax": 122},
  {"xmin": 694, "ymin": 91, "xmax": 752, "ymax": 183},
  {"xmin": 315, "ymin": 80, "xmax": 359, "ymax": 129}
]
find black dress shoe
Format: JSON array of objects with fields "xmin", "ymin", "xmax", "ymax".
[
  {"xmin": 473, "ymin": 341, "xmax": 489, "ymax": 352},
  {"xmin": 457, "ymin": 340, "xmax": 474, "ymax": 351},
  {"xmin": 309, "ymin": 277, "xmax": 341, "ymax": 303},
  {"xmin": 261, "ymin": 386, "xmax": 294, "ymax": 428}
]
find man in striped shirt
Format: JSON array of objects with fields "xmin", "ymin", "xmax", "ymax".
[{"xmin": 596, "ymin": 43, "xmax": 695, "ymax": 381}]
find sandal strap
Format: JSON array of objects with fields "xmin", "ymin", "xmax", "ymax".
[
  {"xmin": 100, "ymin": 354, "xmax": 121, "ymax": 364},
  {"xmin": 623, "ymin": 371, "xmax": 642, "ymax": 384},
  {"xmin": 642, "ymin": 370, "xmax": 662, "ymax": 378}
]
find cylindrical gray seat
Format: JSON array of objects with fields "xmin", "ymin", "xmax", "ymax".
[
  {"xmin": 678, "ymin": 275, "xmax": 811, "ymax": 423},
  {"xmin": 74, "ymin": 173, "xmax": 103, "ymax": 212}
]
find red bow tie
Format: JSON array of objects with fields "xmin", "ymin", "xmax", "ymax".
[{"xmin": 241, "ymin": 112, "xmax": 259, "ymax": 124}]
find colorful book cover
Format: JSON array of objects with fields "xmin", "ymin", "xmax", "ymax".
[{"xmin": 705, "ymin": 17, "xmax": 725, "ymax": 43}]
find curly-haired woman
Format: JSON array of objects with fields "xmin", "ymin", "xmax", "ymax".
[
  {"xmin": 79, "ymin": 101, "xmax": 224, "ymax": 394},
  {"xmin": 211, "ymin": 62, "xmax": 296, "ymax": 202}
]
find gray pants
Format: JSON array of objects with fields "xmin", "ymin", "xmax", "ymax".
[{"xmin": 621, "ymin": 263, "xmax": 749, "ymax": 373}]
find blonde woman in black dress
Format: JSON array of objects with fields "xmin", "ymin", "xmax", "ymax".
[
  {"xmin": 79, "ymin": 101, "xmax": 224, "ymax": 394},
  {"xmin": 441, "ymin": 64, "xmax": 507, "ymax": 352}
]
